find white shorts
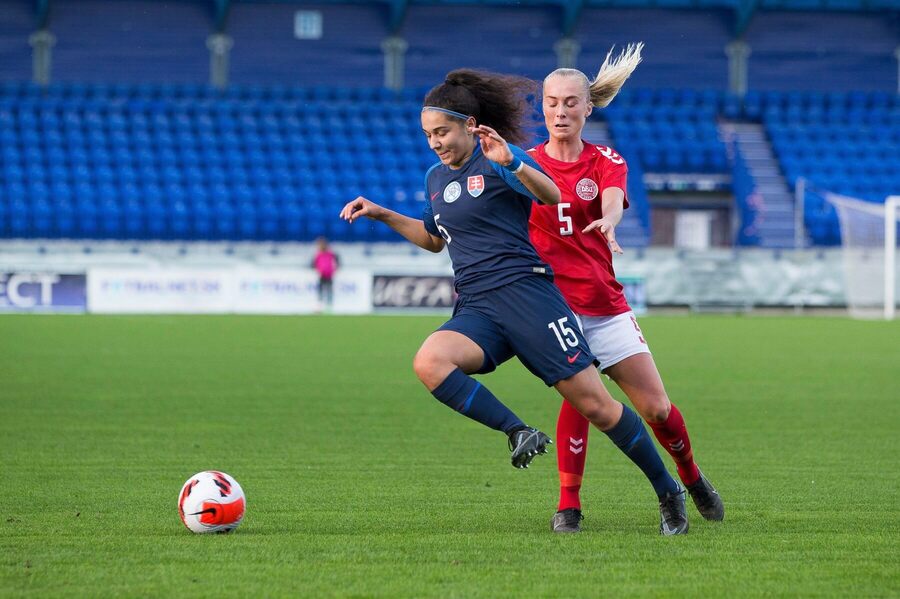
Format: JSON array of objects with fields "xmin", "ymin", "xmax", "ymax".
[{"xmin": 574, "ymin": 311, "xmax": 651, "ymax": 372}]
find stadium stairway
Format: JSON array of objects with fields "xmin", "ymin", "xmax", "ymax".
[{"xmin": 721, "ymin": 122, "xmax": 797, "ymax": 248}]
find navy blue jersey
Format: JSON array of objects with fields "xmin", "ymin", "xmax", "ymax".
[{"xmin": 422, "ymin": 144, "xmax": 554, "ymax": 294}]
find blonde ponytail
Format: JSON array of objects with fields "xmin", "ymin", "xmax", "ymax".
[{"xmin": 588, "ymin": 43, "xmax": 643, "ymax": 108}]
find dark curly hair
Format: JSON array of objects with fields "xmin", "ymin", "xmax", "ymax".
[{"xmin": 423, "ymin": 69, "xmax": 537, "ymax": 147}]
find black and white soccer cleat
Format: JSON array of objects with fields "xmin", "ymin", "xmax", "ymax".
[
  {"xmin": 658, "ymin": 487, "xmax": 690, "ymax": 536},
  {"xmin": 551, "ymin": 508, "xmax": 584, "ymax": 533},
  {"xmin": 687, "ymin": 470, "xmax": 724, "ymax": 521},
  {"xmin": 508, "ymin": 427, "xmax": 552, "ymax": 469}
]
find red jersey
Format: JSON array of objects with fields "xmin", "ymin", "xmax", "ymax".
[{"xmin": 528, "ymin": 141, "xmax": 631, "ymax": 317}]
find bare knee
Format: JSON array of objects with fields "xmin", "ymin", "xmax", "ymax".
[
  {"xmin": 557, "ymin": 368, "xmax": 622, "ymax": 429},
  {"xmin": 571, "ymin": 395, "xmax": 621, "ymax": 429},
  {"xmin": 576, "ymin": 402, "xmax": 608, "ymax": 426},
  {"xmin": 413, "ymin": 348, "xmax": 450, "ymax": 391},
  {"xmin": 413, "ymin": 331, "xmax": 484, "ymax": 391},
  {"xmin": 637, "ymin": 394, "xmax": 671, "ymax": 424}
]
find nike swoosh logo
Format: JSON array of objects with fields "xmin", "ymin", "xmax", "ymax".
[{"xmin": 567, "ymin": 351, "xmax": 581, "ymax": 364}]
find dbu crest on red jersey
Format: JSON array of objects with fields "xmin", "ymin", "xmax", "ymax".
[
  {"xmin": 467, "ymin": 175, "xmax": 485, "ymax": 198},
  {"xmin": 575, "ymin": 178, "xmax": 599, "ymax": 201}
]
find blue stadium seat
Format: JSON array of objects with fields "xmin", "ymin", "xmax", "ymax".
[
  {"xmin": 763, "ymin": 94, "xmax": 899, "ymax": 244},
  {"xmin": 146, "ymin": 201, "xmax": 167, "ymax": 239},
  {"xmin": 123, "ymin": 200, "xmax": 145, "ymax": 240},
  {"xmin": 191, "ymin": 202, "xmax": 212, "ymax": 240},
  {"xmin": 73, "ymin": 195, "xmax": 99, "ymax": 239},
  {"xmin": 99, "ymin": 200, "xmax": 122, "ymax": 239},
  {"xmin": 2, "ymin": 82, "xmax": 890, "ymax": 247},
  {"xmin": 168, "ymin": 201, "xmax": 189, "ymax": 240},
  {"xmin": 9, "ymin": 199, "xmax": 30, "ymax": 237},
  {"xmin": 213, "ymin": 202, "xmax": 237, "ymax": 240}
]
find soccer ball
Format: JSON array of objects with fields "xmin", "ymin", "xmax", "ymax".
[{"xmin": 178, "ymin": 471, "xmax": 246, "ymax": 534}]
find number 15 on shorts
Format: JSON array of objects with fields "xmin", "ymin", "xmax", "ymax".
[{"xmin": 548, "ymin": 317, "xmax": 578, "ymax": 351}]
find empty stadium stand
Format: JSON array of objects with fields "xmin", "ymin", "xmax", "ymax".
[
  {"xmin": 761, "ymin": 91, "xmax": 898, "ymax": 245},
  {"xmin": 0, "ymin": 1, "xmax": 897, "ymax": 247},
  {"xmin": 0, "ymin": 83, "xmax": 437, "ymax": 241},
  {"xmin": 1, "ymin": 81, "xmax": 897, "ymax": 245}
]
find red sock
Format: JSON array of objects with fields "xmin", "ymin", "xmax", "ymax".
[
  {"xmin": 556, "ymin": 399, "xmax": 590, "ymax": 511},
  {"xmin": 647, "ymin": 403, "xmax": 701, "ymax": 486}
]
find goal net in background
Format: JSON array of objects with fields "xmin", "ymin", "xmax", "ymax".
[{"xmin": 826, "ymin": 193, "xmax": 899, "ymax": 320}]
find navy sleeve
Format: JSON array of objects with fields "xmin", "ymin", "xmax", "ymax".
[
  {"xmin": 422, "ymin": 202, "xmax": 439, "ymax": 236},
  {"xmin": 489, "ymin": 144, "xmax": 545, "ymax": 203},
  {"xmin": 422, "ymin": 163, "xmax": 441, "ymax": 236}
]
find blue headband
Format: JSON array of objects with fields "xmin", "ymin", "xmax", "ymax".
[{"xmin": 422, "ymin": 106, "xmax": 471, "ymax": 121}]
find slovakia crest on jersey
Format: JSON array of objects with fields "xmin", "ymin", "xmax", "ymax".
[
  {"xmin": 444, "ymin": 181, "xmax": 462, "ymax": 203},
  {"xmin": 467, "ymin": 175, "xmax": 485, "ymax": 198},
  {"xmin": 576, "ymin": 178, "xmax": 599, "ymax": 201}
]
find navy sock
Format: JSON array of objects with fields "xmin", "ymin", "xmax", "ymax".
[
  {"xmin": 431, "ymin": 368, "xmax": 525, "ymax": 434},
  {"xmin": 604, "ymin": 404, "xmax": 680, "ymax": 498}
]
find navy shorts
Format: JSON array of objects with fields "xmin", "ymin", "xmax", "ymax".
[{"xmin": 438, "ymin": 275, "xmax": 597, "ymax": 386}]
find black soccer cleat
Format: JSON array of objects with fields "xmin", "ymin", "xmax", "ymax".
[
  {"xmin": 658, "ymin": 488, "xmax": 689, "ymax": 536},
  {"xmin": 551, "ymin": 508, "xmax": 583, "ymax": 533},
  {"xmin": 687, "ymin": 470, "xmax": 724, "ymax": 521},
  {"xmin": 508, "ymin": 427, "xmax": 552, "ymax": 469}
]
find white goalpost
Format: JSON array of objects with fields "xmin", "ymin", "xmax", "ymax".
[
  {"xmin": 827, "ymin": 193, "xmax": 900, "ymax": 320},
  {"xmin": 888, "ymin": 196, "xmax": 898, "ymax": 320}
]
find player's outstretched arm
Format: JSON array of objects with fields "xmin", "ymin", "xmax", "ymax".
[
  {"xmin": 339, "ymin": 196, "xmax": 445, "ymax": 253},
  {"xmin": 472, "ymin": 125, "xmax": 561, "ymax": 206},
  {"xmin": 510, "ymin": 159, "xmax": 561, "ymax": 206},
  {"xmin": 582, "ymin": 187, "xmax": 625, "ymax": 254}
]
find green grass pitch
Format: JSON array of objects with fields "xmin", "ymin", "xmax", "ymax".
[{"xmin": 2, "ymin": 315, "xmax": 898, "ymax": 597}]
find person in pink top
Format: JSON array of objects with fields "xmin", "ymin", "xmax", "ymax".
[{"xmin": 311, "ymin": 237, "xmax": 340, "ymax": 308}]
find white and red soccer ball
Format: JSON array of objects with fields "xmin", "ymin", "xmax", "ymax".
[{"xmin": 178, "ymin": 471, "xmax": 246, "ymax": 534}]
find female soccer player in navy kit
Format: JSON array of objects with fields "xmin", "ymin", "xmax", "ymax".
[
  {"xmin": 341, "ymin": 69, "xmax": 688, "ymax": 535},
  {"xmin": 526, "ymin": 45, "xmax": 724, "ymax": 533}
]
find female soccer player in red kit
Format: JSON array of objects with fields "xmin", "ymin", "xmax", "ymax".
[{"xmin": 528, "ymin": 44, "xmax": 725, "ymax": 532}]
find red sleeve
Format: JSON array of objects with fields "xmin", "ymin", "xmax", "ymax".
[{"xmin": 597, "ymin": 148, "xmax": 629, "ymax": 210}]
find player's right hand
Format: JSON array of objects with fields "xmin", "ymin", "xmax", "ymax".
[
  {"xmin": 471, "ymin": 124, "xmax": 513, "ymax": 167},
  {"xmin": 340, "ymin": 196, "xmax": 384, "ymax": 223},
  {"xmin": 583, "ymin": 217, "xmax": 624, "ymax": 254}
]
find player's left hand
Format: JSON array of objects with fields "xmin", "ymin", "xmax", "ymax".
[
  {"xmin": 583, "ymin": 218, "xmax": 623, "ymax": 254},
  {"xmin": 471, "ymin": 124, "xmax": 514, "ymax": 167}
]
